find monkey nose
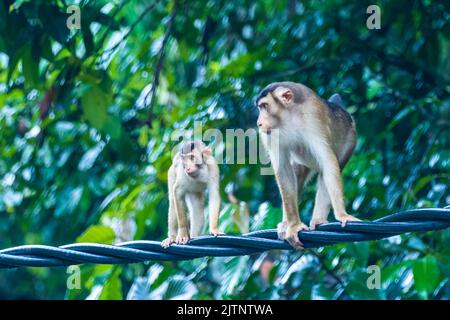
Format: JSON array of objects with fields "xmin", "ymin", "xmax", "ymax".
[{"xmin": 186, "ymin": 168, "xmax": 197, "ymax": 176}]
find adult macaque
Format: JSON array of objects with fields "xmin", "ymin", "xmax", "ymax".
[
  {"xmin": 255, "ymin": 81, "xmax": 360, "ymax": 250},
  {"xmin": 162, "ymin": 140, "xmax": 221, "ymax": 248}
]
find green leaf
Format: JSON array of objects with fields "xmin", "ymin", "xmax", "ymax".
[
  {"xmin": 250, "ymin": 202, "xmax": 282, "ymax": 231},
  {"xmin": 412, "ymin": 174, "xmax": 445, "ymax": 195},
  {"xmin": 346, "ymin": 269, "xmax": 386, "ymax": 300},
  {"xmin": 98, "ymin": 267, "xmax": 123, "ymax": 300},
  {"xmin": 0, "ymin": 2, "xmax": 6, "ymax": 30},
  {"xmin": 126, "ymin": 277, "xmax": 150, "ymax": 300},
  {"xmin": 78, "ymin": 144, "xmax": 104, "ymax": 171},
  {"xmin": 413, "ymin": 256, "xmax": 440, "ymax": 299},
  {"xmin": 162, "ymin": 276, "xmax": 198, "ymax": 300},
  {"xmin": 138, "ymin": 125, "xmax": 149, "ymax": 147},
  {"xmin": 10, "ymin": 0, "xmax": 31, "ymax": 10},
  {"xmin": 22, "ymin": 45, "xmax": 39, "ymax": 87},
  {"xmin": 218, "ymin": 203, "xmax": 242, "ymax": 234},
  {"xmin": 55, "ymin": 186, "xmax": 83, "ymax": 217},
  {"xmin": 39, "ymin": 5, "xmax": 70, "ymax": 44},
  {"xmin": 76, "ymin": 225, "xmax": 115, "ymax": 244},
  {"xmin": 382, "ymin": 260, "xmax": 413, "ymax": 288},
  {"xmin": 220, "ymin": 256, "xmax": 251, "ymax": 296},
  {"xmin": 102, "ymin": 116, "xmax": 122, "ymax": 140},
  {"xmin": 347, "ymin": 242, "xmax": 370, "ymax": 267},
  {"xmin": 311, "ymin": 284, "xmax": 338, "ymax": 300},
  {"xmin": 81, "ymin": 85, "xmax": 110, "ymax": 129},
  {"xmin": 7, "ymin": 46, "xmax": 26, "ymax": 86},
  {"xmin": 81, "ymin": 22, "xmax": 94, "ymax": 57},
  {"xmin": 439, "ymin": 247, "xmax": 450, "ymax": 278},
  {"xmin": 94, "ymin": 13, "xmax": 121, "ymax": 30},
  {"xmin": 366, "ymin": 79, "xmax": 384, "ymax": 100},
  {"xmin": 387, "ymin": 106, "xmax": 414, "ymax": 130}
]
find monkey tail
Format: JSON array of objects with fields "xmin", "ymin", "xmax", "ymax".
[{"xmin": 328, "ymin": 93, "xmax": 344, "ymax": 108}]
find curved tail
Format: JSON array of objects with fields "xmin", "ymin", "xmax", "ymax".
[{"xmin": 328, "ymin": 93, "xmax": 344, "ymax": 108}]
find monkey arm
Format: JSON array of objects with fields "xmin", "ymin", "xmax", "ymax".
[{"xmin": 167, "ymin": 166, "xmax": 178, "ymax": 239}]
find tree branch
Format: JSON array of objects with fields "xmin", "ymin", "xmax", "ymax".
[
  {"xmin": 99, "ymin": 1, "xmax": 161, "ymax": 62},
  {"xmin": 145, "ymin": 0, "xmax": 178, "ymax": 117},
  {"xmin": 309, "ymin": 250, "xmax": 349, "ymax": 298}
]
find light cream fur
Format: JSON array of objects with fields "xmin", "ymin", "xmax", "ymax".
[{"xmin": 162, "ymin": 145, "xmax": 221, "ymax": 248}]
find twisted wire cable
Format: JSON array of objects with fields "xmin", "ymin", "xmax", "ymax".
[{"xmin": 1, "ymin": 208, "xmax": 449, "ymax": 268}]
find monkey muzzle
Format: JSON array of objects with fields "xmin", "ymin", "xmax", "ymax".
[{"xmin": 185, "ymin": 169, "xmax": 200, "ymax": 178}]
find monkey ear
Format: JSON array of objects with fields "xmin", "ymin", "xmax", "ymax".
[
  {"xmin": 281, "ymin": 89, "xmax": 293, "ymax": 104},
  {"xmin": 274, "ymin": 87, "xmax": 294, "ymax": 105}
]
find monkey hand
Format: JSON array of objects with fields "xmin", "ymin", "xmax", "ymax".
[
  {"xmin": 176, "ymin": 228, "xmax": 190, "ymax": 245},
  {"xmin": 161, "ymin": 236, "xmax": 176, "ymax": 248},
  {"xmin": 284, "ymin": 223, "xmax": 308, "ymax": 250},
  {"xmin": 336, "ymin": 213, "xmax": 361, "ymax": 227},
  {"xmin": 309, "ymin": 218, "xmax": 329, "ymax": 230}
]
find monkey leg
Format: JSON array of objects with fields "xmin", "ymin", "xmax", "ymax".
[
  {"xmin": 274, "ymin": 160, "xmax": 308, "ymax": 250},
  {"xmin": 310, "ymin": 174, "xmax": 331, "ymax": 230},
  {"xmin": 186, "ymin": 192, "xmax": 205, "ymax": 238},
  {"xmin": 174, "ymin": 185, "xmax": 190, "ymax": 244},
  {"xmin": 278, "ymin": 163, "xmax": 311, "ymax": 239}
]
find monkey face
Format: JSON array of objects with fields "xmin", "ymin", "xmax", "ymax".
[
  {"xmin": 256, "ymin": 86, "xmax": 294, "ymax": 133},
  {"xmin": 181, "ymin": 149, "xmax": 204, "ymax": 177},
  {"xmin": 256, "ymin": 104, "xmax": 278, "ymax": 133}
]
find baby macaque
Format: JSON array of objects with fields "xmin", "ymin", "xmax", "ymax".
[
  {"xmin": 162, "ymin": 140, "xmax": 221, "ymax": 248},
  {"xmin": 255, "ymin": 81, "xmax": 360, "ymax": 250}
]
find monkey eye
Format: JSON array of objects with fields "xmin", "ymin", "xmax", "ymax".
[
  {"xmin": 258, "ymin": 103, "xmax": 268, "ymax": 110},
  {"xmin": 190, "ymin": 155, "xmax": 195, "ymax": 161}
]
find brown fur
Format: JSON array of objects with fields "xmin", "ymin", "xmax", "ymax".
[{"xmin": 256, "ymin": 82, "xmax": 359, "ymax": 250}]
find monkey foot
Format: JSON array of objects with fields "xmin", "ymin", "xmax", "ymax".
[
  {"xmin": 176, "ymin": 234, "xmax": 190, "ymax": 245},
  {"xmin": 161, "ymin": 237, "xmax": 176, "ymax": 248},
  {"xmin": 309, "ymin": 218, "xmax": 328, "ymax": 230},
  {"xmin": 284, "ymin": 223, "xmax": 308, "ymax": 250},
  {"xmin": 336, "ymin": 213, "xmax": 361, "ymax": 227}
]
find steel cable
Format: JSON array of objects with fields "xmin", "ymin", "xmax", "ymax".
[{"xmin": 1, "ymin": 208, "xmax": 449, "ymax": 268}]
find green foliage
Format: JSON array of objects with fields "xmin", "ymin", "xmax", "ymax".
[
  {"xmin": 76, "ymin": 225, "xmax": 116, "ymax": 244},
  {"xmin": 0, "ymin": 0, "xmax": 449, "ymax": 300},
  {"xmin": 413, "ymin": 256, "xmax": 440, "ymax": 299}
]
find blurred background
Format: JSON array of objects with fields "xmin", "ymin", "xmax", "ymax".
[{"xmin": 0, "ymin": 0, "xmax": 449, "ymax": 299}]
